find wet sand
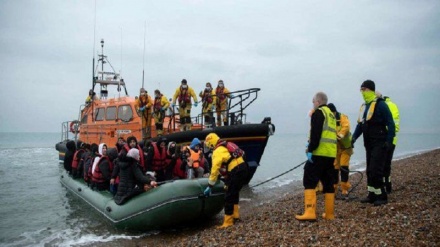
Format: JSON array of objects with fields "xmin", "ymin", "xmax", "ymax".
[{"xmin": 96, "ymin": 149, "xmax": 440, "ymax": 246}]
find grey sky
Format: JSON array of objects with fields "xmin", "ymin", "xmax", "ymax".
[{"xmin": 1, "ymin": 0, "xmax": 439, "ymax": 134}]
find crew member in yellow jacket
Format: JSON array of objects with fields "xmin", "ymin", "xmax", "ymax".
[
  {"xmin": 203, "ymin": 133, "xmax": 248, "ymax": 228},
  {"xmin": 136, "ymin": 88, "xmax": 153, "ymax": 140},
  {"xmin": 199, "ymin": 82, "xmax": 217, "ymax": 128},
  {"xmin": 153, "ymin": 89, "xmax": 170, "ymax": 136},
  {"xmin": 376, "ymin": 92, "xmax": 400, "ymax": 193},
  {"xmin": 172, "ymin": 79, "xmax": 198, "ymax": 131},
  {"xmin": 215, "ymin": 80, "xmax": 232, "ymax": 126},
  {"xmin": 327, "ymin": 103, "xmax": 354, "ymax": 198}
]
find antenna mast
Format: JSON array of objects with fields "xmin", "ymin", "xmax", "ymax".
[{"xmin": 142, "ymin": 21, "xmax": 146, "ymax": 89}]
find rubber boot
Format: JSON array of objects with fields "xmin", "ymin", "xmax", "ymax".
[
  {"xmin": 384, "ymin": 177, "xmax": 392, "ymax": 194},
  {"xmin": 373, "ymin": 188, "xmax": 388, "ymax": 206},
  {"xmin": 322, "ymin": 193, "xmax": 335, "ymax": 220},
  {"xmin": 340, "ymin": 182, "xmax": 351, "ymax": 195},
  {"xmin": 233, "ymin": 204, "xmax": 240, "ymax": 221},
  {"xmin": 217, "ymin": 215, "xmax": 234, "ymax": 229},
  {"xmin": 295, "ymin": 189, "xmax": 317, "ymax": 221},
  {"xmin": 360, "ymin": 192, "xmax": 376, "ymax": 203}
]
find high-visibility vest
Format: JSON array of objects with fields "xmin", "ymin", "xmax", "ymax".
[
  {"xmin": 312, "ymin": 106, "xmax": 337, "ymax": 158},
  {"xmin": 385, "ymin": 97, "xmax": 400, "ymax": 145}
]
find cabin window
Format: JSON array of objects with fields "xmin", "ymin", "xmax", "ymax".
[
  {"xmin": 106, "ymin": 106, "xmax": 117, "ymax": 120},
  {"xmin": 81, "ymin": 114, "xmax": 88, "ymax": 124},
  {"xmin": 118, "ymin": 105, "xmax": 133, "ymax": 122},
  {"xmin": 95, "ymin": 108, "xmax": 105, "ymax": 121}
]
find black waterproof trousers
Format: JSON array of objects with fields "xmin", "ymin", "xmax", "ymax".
[
  {"xmin": 224, "ymin": 163, "xmax": 248, "ymax": 215},
  {"xmin": 303, "ymin": 155, "xmax": 335, "ymax": 193}
]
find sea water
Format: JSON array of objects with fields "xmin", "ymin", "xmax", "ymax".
[{"xmin": 0, "ymin": 132, "xmax": 439, "ymax": 246}]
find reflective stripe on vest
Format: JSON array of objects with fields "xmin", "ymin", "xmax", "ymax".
[{"xmin": 312, "ymin": 106, "xmax": 337, "ymax": 158}]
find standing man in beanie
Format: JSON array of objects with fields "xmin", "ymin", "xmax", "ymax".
[
  {"xmin": 136, "ymin": 88, "xmax": 153, "ymax": 140},
  {"xmin": 172, "ymin": 79, "xmax": 198, "ymax": 131},
  {"xmin": 352, "ymin": 80, "xmax": 395, "ymax": 206},
  {"xmin": 327, "ymin": 103, "xmax": 354, "ymax": 199},
  {"xmin": 296, "ymin": 92, "xmax": 337, "ymax": 221},
  {"xmin": 375, "ymin": 92, "xmax": 400, "ymax": 193}
]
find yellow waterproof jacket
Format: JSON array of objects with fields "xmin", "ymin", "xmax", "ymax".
[
  {"xmin": 172, "ymin": 86, "xmax": 198, "ymax": 106},
  {"xmin": 337, "ymin": 113, "xmax": 353, "ymax": 149},
  {"xmin": 385, "ymin": 97, "xmax": 400, "ymax": 145},
  {"xmin": 136, "ymin": 95, "xmax": 153, "ymax": 112},
  {"xmin": 208, "ymin": 145, "xmax": 245, "ymax": 186},
  {"xmin": 199, "ymin": 89, "xmax": 217, "ymax": 111},
  {"xmin": 215, "ymin": 87, "xmax": 231, "ymax": 106},
  {"xmin": 153, "ymin": 95, "xmax": 170, "ymax": 112}
]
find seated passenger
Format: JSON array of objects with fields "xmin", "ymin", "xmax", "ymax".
[
  {"xmin": 171, "ymin": 144, "xmax": 186, "ymax": 179},
  {"xmin": 84, "ymin": 143, "xmax": 99, "ymax": 185},
  {"xmin": 183, "ymin": 138, "xmax": 205, "ymax": 179},
  {"xmin": 115, "ymin": 137, "xmax": 126, "ymax": 153},
  {"xmin": 92, "ymin": 145, "xmax": 118, "ymax": 191},
  {"xmin": 145, "ymin": 138, "xmax": 168, "ymax": 182},
  {"xmin": 114, "ymin": 148, "xmax": 157, "ymax": 205},
  {"xmin": 72, "ymin": 142, "xmax": 86, "ymax": 178},
  {"xmin": 64, "ymin": 140, "xmax": 77, "ymax": 174},
  {"xmin": 118, "ymin": 136, "xmax": 146, "ymax": 173}
]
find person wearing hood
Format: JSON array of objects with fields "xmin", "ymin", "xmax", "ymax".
[
  {"xmin": 215, "ymin": 80, "xmax": 232, "ymax": 126},
  {"xmin": 91, "ymin": 144, "xmax": 118, "ymax": 191},
  {"xmin": 184, "ymin": 138, "xmax": 205, "ymax": 179},
  {"xmin": 352, "ymin": 80, "xmax": 395, "ymax": 206},
  {"xmin": 113, "ymin": 148, "xmax": 157, "ymax": 205},
  {"xmin": 145, "ymin": 137, "xmax": 168, "ymax": 182},
  {"xmin": 296, "ymin": 92, "xmax": 337, "ymax": 222},
  {"xmin": 64, "ymin": 140, "xmax": 77, "ymax": 174},
  {"xmin": 136, "ymin": 88, "xmax": 153, "ymax": 140},
  {"xmin": 118, "ymin": 136, "xmax": 146, "ymax": 173},
  {"xmin": 172, "ymin": 79, "xmax": 198, "ymax": 131},
  {"xmin": 199, "ymin": 82, "xmax": 217, "ymax": 128}
]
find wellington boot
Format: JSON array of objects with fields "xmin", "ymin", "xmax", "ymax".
[
  {"xmin": 217, "ymin": 215, "xmax": 234, "ymax": 229},
  {"xmin": 295, "ymin": 189, "xmax": 317, "ymax": 221},
  {"xmin": 360, "ymin": 192, "xmax": 375, "ymax": 204},
  {"xmin": 340, "ymin": 182, "xmax": 351, "ymax": 195},
  {"xmin": 233, "ymin": 204, "xmax": 240, "ymax": 220},
  {"xmin": 322, "ymin": 193, "xmax": 335, "ymax": 220}
]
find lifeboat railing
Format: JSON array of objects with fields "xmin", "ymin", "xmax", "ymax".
[{"xmin": 193, "ymin": 88, "xmax": 260, "ymax": 129}]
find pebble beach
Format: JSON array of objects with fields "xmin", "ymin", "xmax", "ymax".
[{"xmin": 96, "ymin": 149, "xmax": 440, "ymax": 247}]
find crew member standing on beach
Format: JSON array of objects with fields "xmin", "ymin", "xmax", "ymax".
[
  {"xmin": 327, "ymin": 103, "xmax": 354, "ymax": 198},
  {"xmin": 296, "ymin": 92, "xmax": 337, "ymax": 221},
  {"xmin": 375, "ymin": 92, "xmax": 400, "ymax": 194},
  {"xmin": 172, "ymin": 79, "xmax": 198, "ymax": 131},
  {"xmin": 203, "ymin": 133, "xmax": 248, "ymax": 228},
  {"xmin": 136, "ymin": 88, "xmax": 153, "ymax": 140},
  {"xmin": 352, "ymin": 80, "xmax": 395, "ymax": 206}
]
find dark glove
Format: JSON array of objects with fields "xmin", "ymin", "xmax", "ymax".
[{"xmin": 351, "ymin": 139, "xmax": 355, "ymax": 148}]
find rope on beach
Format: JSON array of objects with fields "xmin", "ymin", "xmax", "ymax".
[{"xmin": 249, "ymin": 161, "xmax": 307, "ymax": 188}]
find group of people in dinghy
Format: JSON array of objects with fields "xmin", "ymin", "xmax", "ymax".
[{"xmin": 63, "ymin": 136, "xmax": 211, "ymax": 205}]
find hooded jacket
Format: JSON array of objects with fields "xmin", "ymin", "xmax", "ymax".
[{"xmin": 64, "ymin": 140, "xmax": 77, "ymax": 173}]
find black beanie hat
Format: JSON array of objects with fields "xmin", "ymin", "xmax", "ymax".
[
  {"xmin": 181, "ymin": 79, "xmax": 187, "ymax": 84},
  {"xmin": 327, "ymin": 103, "xmax": 337, "ymax": 113},
  {"xmin": 361, "ymin": 80, "xmax": 375, "ymax": 91}
]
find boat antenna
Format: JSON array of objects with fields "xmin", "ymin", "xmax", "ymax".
[
  {"xmin": 142, "ymin": 21, "xmax": 146, "ymax": 89},
  {"xmin": 120, "ymin": 27, "xmax": 122, "ymax": 98},
  {"xmin": 92, "ymin": 0, "xmax": 97, "ymax": 91}
]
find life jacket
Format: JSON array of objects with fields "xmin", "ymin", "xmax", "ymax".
[
  {"xmin": 215, "ymin": 140, "xmax": 244, "ymax": 175},
  {"xmin": 335, "ymin": 113, "xmax": 353, "ymax": 149},
  {"xmin": 154, "ymin": 95, "xmax": 163, "ymax": 112},
  {"xmin": 72, "ymin": 149, "xmax": 85, "ymax": 170},
  {"xmin": 178, "ymin": 87, "xmax": 191, "ymax": 105},
  {"xmin": 151, "ymin": 142, "xmax": 167, "ymax": 171},
  {"xmin": 91, "ymin": 156, "xmax": 113, "ymax": 184},
  {"xmin": 123, "ymin": 144, "xmax": 145, "ymax": 172},
  {"xmin": 138, "ymin": 95, "xmax": 150, "ymax": 108},
  {"xmin": 216, "ymin": 87, "xmax": 227, "ymax": 102},
  {"xmin": 357, "ymin": 99, "xmax": 378, "ymax": 123},
  {"xmin": 202, "ymin": 90, "xmax": 214, "ymax": 104},
  {"xmin": 188, "ymin": 146, "xmax": 202, "ymax": 169},
  {"xmin": 172, "ymin": 158, "xmax": 186, "ymax": 179}
]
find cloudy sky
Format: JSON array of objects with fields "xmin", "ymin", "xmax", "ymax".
[{"xmin": 1, "ymin": 0, "xmax": 439, "ymax": 134}]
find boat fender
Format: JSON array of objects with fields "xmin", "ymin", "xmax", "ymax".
[{"xmin": 69, "ymin": 120, "xmax": 80, "ymax": 134}]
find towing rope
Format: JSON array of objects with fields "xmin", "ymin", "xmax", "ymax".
[{"xmin": 249, "ymin": 161, "xmax": 306, "ymax": 188}]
